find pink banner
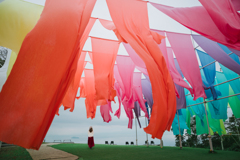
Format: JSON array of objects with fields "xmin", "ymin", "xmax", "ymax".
[
  {"xmin": 150, "ymin": 1, "xmax": 240, "ymax": 51},
  {"xmin": 100, "ymin": 101, "xmax": 113, "ymax": 123},
  {"xmin": 167, "ymin": 47, "xmax": 193, "ymax": 95},
  {"xmin": 166, "ymin": 32, "xmax": 206, "ymax": 100}
]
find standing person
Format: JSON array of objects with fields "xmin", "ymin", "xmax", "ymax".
[{"xmin": 88, "ymin": 126, "xmax": 95, "ymax": 149}]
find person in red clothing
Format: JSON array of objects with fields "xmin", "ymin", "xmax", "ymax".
[{"xmin": 88, "ymin": 126, "xmax": 95, "ymax": 149}]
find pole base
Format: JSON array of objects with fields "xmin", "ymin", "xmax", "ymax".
[
  {"xmin": 208, "ymin": 150, "xmax": 216, "ymax": 153},
  {"xmin": 180, "ymin": 147, "xmax": 182, "ymax": 150}
]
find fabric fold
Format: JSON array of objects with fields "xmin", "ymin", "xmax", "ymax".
[
  {"xmin": 84, "ymin": 69, "xmax": 97, "ymax": 119},
  {"xmin": 166, "ymin": 47, "xmax": 193, "ymax": 94},
  {"xmin": 150, "ymin": 1, "xmax": 240, "ymax": 51},
  {"xmin": 197, "ymin": 49, "xmax": 218, "ymax": 100},
  {"xmin": 0, "ymin": 0, "xmax": 96, "ymax": 149},
  {"xmin": 107, "ymin": 0, "xmax": 176, "ymax": 139},
  {"xmin": 193, "ymin": 35, "xmax": 240, "ymax": 75},
  {"xmin": 166, "ymin": 32, "xmax": 206, "ymax": 100},
  {"xmin": 91, "ymin": 37, "xmax": 119, "ymax": 102},
  {"xmin": 0, "ymin": 0, "xmax": 44, "ymax": 55},
  {"xmin": 100, "ymin": 101, "xmax": 113, "ymax": 123}
]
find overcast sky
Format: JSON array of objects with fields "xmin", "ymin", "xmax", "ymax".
[{"xmin": 2, "ymin": 0, "xmax": 233, "ymax": 146}]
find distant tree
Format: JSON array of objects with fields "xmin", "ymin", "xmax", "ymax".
[
  {"xmin": 184, "ymin": 114, "xmax": 240, "ymax": 151},
  {"xmin": 199, "ymin": 133, "xmax": 221, "ymax": 150},
  {"xmin": 223, "ymin": 114, "xmax": 240, "ymax": 151},
  {"xmin": 185, "ymin": 116, "xmax": 200, "ymax": 147},
  {"xmin": 175, "ymin": 135, "xmax": 187, "ymax": 147},
  {"xmin": 0, "ymin": 47, "xmax": 8, "ymax": 68}
]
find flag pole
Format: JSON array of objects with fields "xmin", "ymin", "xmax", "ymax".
[
  {"xmin": 221, "ymin": 135, "xmax": 224, "ymax": 150},
  {"xmin": 160, "ymin": 139, "xmax": 163, "ymax": 148},
  {"xmin": 135, "ymin": 117, "xmax": 138, "ymax": 146},
  {"xmin": 177, "ymin": 110, "xmax": 182, "ymax": 149},
  {"xmin": 203, "ymin": 100, "xmax": 214, "ymax": 152},
  {"xmin": 145, "ymin": 117, "xmax": 149, "ymax": 147}
]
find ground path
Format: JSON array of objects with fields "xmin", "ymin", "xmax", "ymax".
[{"xmin": 27, "ymin": 143, "xmax": 79, "ymax": 160}]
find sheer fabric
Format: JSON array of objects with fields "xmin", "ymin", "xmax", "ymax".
[
  {"xmin": 193, "ymin": 35, "xmax": 240, "ymax": 75},
  {"xmin": 91, "ymin": 37, "xmax": 119, "ymax": 102},
  {"xmin": 100, "ymin": 101, "xmax": 113, "ymax": 123},
  {"xmin": 167, "ymin": 47, "xmax": 193, "ymax": 94},
  {"xmin": 166, "ymin": 32, "xmax": 206, "ymax": 100},
  {"xmin": 150, "ymin": 1, "xmax": 240, "ymax": 51},
  {"xmin": 0, "ymin": 0, "xmax": 43, "ymax": 54},
  {"xmin": 0, "ymin": 0, "xmax": 96, "ymax": 149},
  {"xmin": 106, "ymin": 0, "xmax": 176, "ymax": 139},
  {"xmin": 84, "ymin": 69, "xmax": 97, "ymax": 119}
]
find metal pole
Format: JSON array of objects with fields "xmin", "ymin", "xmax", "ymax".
[
  {"xmin": 187, "ymin": 92, "xmax": 240, "ymax": 107},
  {"xmin": 177, "ymin": 110, "xmax": 182, "ymax": 149},
  {"xmin": 221, "ymin": 136, "xmax": 224, "ymax": 150},
  {"xmin": 160, "ymin": 139, "xmax": 163, "ymax": 148},
  {"xmin": 135, "ymin": 117, "xmax": 138, "ymax": 146},
  {"xmin": 185, "ymin": 76, "xmax": 240, "ymax": 96},
  {"xmin": 199, "ymin": 52, "xmax": 233, "ymax": 69},
  {"xmin": 203, "ymin": 100, "xmax": 214, "ymax": 152},
  {"xmin": 145, "ymin": 117, "xmax": 149, "ymax": 147},
  {"xmin": 213, "ymin": 77, "xmax": 239, "ymax": 87}
]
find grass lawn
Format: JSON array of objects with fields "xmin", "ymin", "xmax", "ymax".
[
  {"xmin": 51, "ymin": 144, "xmax": 240, "ymax": 160},
  {"xmin": 0, "ymin": 146, "xmax": 32, "ymax": 160}
]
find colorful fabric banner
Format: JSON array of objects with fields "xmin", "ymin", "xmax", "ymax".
[
  {"xmin": 193, "ymin": 35, "xmax": 240, "ymax": 75},
  {"xmin": 199, "ymin": 0, "xmax": 240, "ymax": 45},
  {"xmin": 167, "ymin": 47, "xmax": 193, "ymax": 94},
  {"xmin": 91, "ymin": 37, "xmax": 119, "ymax": 102},
  {"xmin": 166, "ymin": 32, "xmax": 206, "ymax": 100},
  {"xmin": 196, "ymin": 104, "xmax": 225, "ymax": 136},
  {"xmin": 197, "ymin": 49, "xmax": 218, "ymax": 100},
  {"xmin": 123, "ymin": 43, "xmax": 148, "ymax": 76},
  {"xmin": 116, "ymin": 56, "xmax": 135, "ymax": 101},
  {"xmin": 229, "ymin": 48, "xmax": 240, "ymax": 57},
  {"xmin": 6, "ymin": 51, "xmax": 17, "ymax": 77},
  {"xmin": 229, "ymin": 86, "xmax": 240, "ymax": 118},
  {"xmin": 175, "ymin": 84, "xmax": 187, "ymax": 110},
  {"xmin": 61, "ymin": 18, "xmax": 96, "ymax": 113},
  {"xmin": 150, "ymin": 1, "xmax": 240, "ymax": 51},
  {"xmin": 61, "ymin": 51, "xmax": 87, "ymax": 112},
  {"xmin": 134, "ymin": 102, "xmax": 142, "ymax": 128},
  {"xmin": 171, "ymin": 111, "xmax": 189, "ymax": 135},
  {"xmin": 100, "ymin": 101, "xmax": 113, "ymax": 123},
  {"xmin": 113, "ymin": 65, "xmax": 124, "ymax": 118},
  {"xmin": 220, "ymin": 64, "xmax": 240, "ymax": 100},
  {"xmin": 133, "ymin": 72, "xmax": 148, "ymax": 118},
  {"xmin": 84, "ymin": 69, "xmax": 97, "ymax": 119},
  {"xmin": 116, "ymin": 56, "xmax": 135, "ymax": 128},
  {"xmin": 114, "ymin": 82, "xmax": 122, "ymax": 118},
  {"xmin": 218, "ymin": 43, "xmax": 240, "ymax": 61},
  {"xmin": 107, "ymin": 0, "xmax": 176, "ymax": 139},
  {"xmin": 0, "ymin": 0, "xmax": 96, "ymax": 149},
  {"xmin": 207, "ymin": 72, "xmax": 229, "ymax": 119},
  {"xmin": 182, "ymin": 108, "xmax": 191, "ymax": 135},
  {"xmin": 141, "ymin": 78, "xmax": 153, "ymax": 110},
  {"xmin": 150, "ymin": 29, "xmax": 169, "ymax": 69},
  {"xmin": 0, "ymin": 0, "xmax": 43, "ymax": 55}
]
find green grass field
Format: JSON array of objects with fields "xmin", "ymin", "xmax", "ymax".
[
  {"xmin": 0, "ymin": 146, "xmax": 32, "ymax": 160},
  {"xmin": 1, "ymin": 144, "xmax": 240, "ymax": 160},
  {"xmin": 51, "ymin": 144, "xmax": 240, "ymax": 160}
]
